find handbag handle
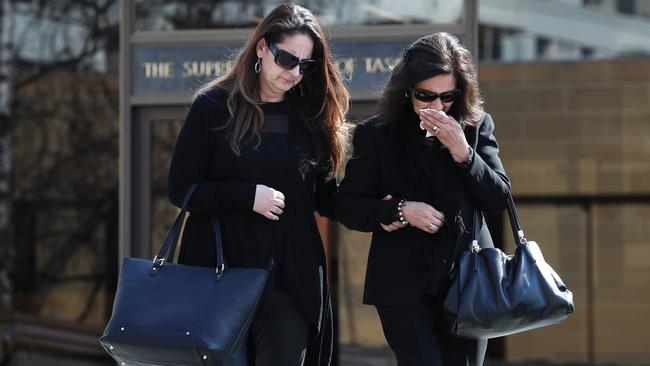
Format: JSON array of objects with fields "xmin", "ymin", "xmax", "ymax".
[
  {"xmin": 505, "ymin": 190, "xmax": 527, "ymax": 245},
  {"xmin": 470, "ymin": 207, "xmax": 482, "ymax": 253},
  {"xmin": 151, "ymin": 183, "xmax": 226, "ymax": 279},
  {"xmin": 470, "ymin": 189, "xmax": 527, "ymax": 252}
]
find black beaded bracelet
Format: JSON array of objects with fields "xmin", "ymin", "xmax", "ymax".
[{"xmin": 397, "ymin": 199, "xmax": 409, "ymax": 225}]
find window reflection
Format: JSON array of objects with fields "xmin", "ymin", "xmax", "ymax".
[
  {"xmin": 11, "ymin": 75, "xmax": 118, "ymax": 328},
  {"xmin": 8, "ymin": 1, "xmax": 119, "ymax": 331},
  {"xmin": 150, "ymin": 119, "xmax": 184, "ymax": 259},
  {"xmin": 134, "ymin": 0, "xmax": 464, "ymax": 31},
  {"xmin": 478, "ymin": 0, "xmax": 650, "ymax": 62}
]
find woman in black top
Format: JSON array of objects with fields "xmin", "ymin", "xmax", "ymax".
[
  {"xmin": 335, "ymin": 33, "xmax": 510, "ymax": 365},
  {"xmin": 167, "ymin": 4, "xmax": 349, "ymax": 366}
]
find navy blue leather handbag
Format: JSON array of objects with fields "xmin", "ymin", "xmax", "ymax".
[
  {"xmin": 100, "ymin": 184, "xmax": 268, "ymax": 365},
  {"xmin": 443, "ymin": 191, "xmax": 575, "ymax": 339}
]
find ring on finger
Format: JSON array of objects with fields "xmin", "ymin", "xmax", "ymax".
[
  {"xmin": 428, "ymin": 223, "xmax": 437, "ymax": 231},
  {"xmin": 432, "ymin": 125, "xmax": 441, "ymax": 136}
]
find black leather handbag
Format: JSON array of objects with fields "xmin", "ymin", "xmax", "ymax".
[
  {"xmin": 100, "ymin": 184, "xmax": 268, "ymax": 365},
  {"xmin": 443, "ymin": 191, "xmax": 575, "ymax": 339}
]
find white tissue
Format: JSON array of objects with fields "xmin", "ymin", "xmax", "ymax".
[{"xmin": 419, "ymin": 108, "xmax": 446, "ymax": 138}]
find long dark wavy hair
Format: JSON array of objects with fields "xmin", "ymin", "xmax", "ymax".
[
  {"xmin": 197, "ymin": 3, "xmax": 350, "ymax": 178},
  {"xmin": 378, "ymin": 32, "xmax": 483, "ymax": 128}
]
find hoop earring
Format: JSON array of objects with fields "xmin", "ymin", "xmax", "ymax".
[{"xmin": 254, "ymin": 58, "xmax": 261, "ymax": 74}]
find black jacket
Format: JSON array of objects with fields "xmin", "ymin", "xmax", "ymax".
[
  {"xmin": 335, "ymin": 113, "xmax": 510, "ymax": 308},
  {"xmin": 167, "ymin": 87, "xmax": 335, "ymax": 365}
]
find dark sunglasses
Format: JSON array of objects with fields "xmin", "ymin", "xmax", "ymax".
[
  {"xmin": 413, "ymin": 88, "xmax": 462, "ymax": 103},
  {"xmin": 267, "ymin": 43, "xmax": 318, "ymax": 75}
]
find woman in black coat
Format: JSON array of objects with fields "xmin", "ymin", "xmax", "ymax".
[
  {"xmin": 335, "ymin": 33, "xmax": 510, "ymax": 365},
  {"xmin": 167, "ymin": 4, "xmax": 349, "ymax": 366}
]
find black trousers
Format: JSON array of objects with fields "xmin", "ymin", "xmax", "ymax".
[
  {"xmin": 376, "ymin": 294, "xmax": 487, "ymax": 366},
  {"xmin": 228, "ymin": 281, "xmax": 311, "ymax": 366}
]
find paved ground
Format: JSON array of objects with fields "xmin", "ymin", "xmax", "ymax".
[
  {"xmin": 339, "ymin": 345, "xmax": 397, "ymax": 366},
  {"xmin": 3, "ymin": 353, "xmax": 111, "ymax": 366},
  {"xmin": 2, "ymin": 347, "xmax": 628, "ymax": 366},
  {"xmin": 337, "ymin": 345, "xmax": 605, "ymax": 366}
]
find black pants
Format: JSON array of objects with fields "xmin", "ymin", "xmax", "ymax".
[
  {"xmin": 228, "ymin": 282, "xmax": 311, "ymax": 366},
  {"xmin": 376, "ymin": 294, "xmax": 487, "ymax": 366}
]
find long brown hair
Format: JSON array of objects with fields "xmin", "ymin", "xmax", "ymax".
[
  {"xmin": 197, "ymin": 3, "xmax": 349, "ymax": 179},
  {"xmin": 378, "ymin": 32, "xmax": 483, "ymax": 128}
]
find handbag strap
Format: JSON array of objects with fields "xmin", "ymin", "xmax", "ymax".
[
  {"xmin": 151, "ymin": 183, "xmax": 225, "ymax": 278},
  {"xmin": 505, "ymin": 190, "xmax": 527, "ymax": 246},
  {"xmin": 469, "ymin": 189, "xmax": 526, "ymax": 252},
  {"xmin": 210, "ymin": 216, "xmax": 226, "ymax": 279}
]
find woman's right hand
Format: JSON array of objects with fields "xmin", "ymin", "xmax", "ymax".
[
  {"xmin": 402, "ymin": 201, "xmax": 445, "ymax": 234},
  {"xmin": 380, "ymin": 195, "xmax": 407, "ymax": 232},
  {"xmin": 253, "ymin": 184, "xmax": 285, "ymax": 220}
]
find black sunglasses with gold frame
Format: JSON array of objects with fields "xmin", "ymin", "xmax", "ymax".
[
  {"xmin": 413, "ymin": 88, "xmax": 462, "ymax": 103},
  {"xmin": 267, "ymin": 43, "xmax": 319, "ymax": 75}
]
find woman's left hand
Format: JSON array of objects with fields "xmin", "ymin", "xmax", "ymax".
[{"xmin": 419, "ymin": 109, "xmax": 471, "ymax": 163}]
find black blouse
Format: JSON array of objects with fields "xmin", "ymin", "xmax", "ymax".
[{"xmin": 238, "ymin": 101, "xmax": 292, "ymax": 275}]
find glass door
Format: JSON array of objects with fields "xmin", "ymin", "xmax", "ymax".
[{"xmin": 132, "ymin": 107, "xmax": 186, "ymax": 260}]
